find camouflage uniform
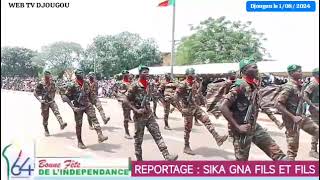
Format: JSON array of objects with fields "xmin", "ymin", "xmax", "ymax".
[
  {"xmin": 258, "ymin": 85, "xmax": 284, "ymax": 129},
  {"xmin": 159, "ymin": 79, "xmax": 179, "ymax": 129},
  {"xmin": 224, "ymin": 79, "xmax": 286, "ymax": 161},
  {"xmin": 277, "ymin": 78, "xmax": 319, "ymax": 160},
  {"xmin": 175, "ymin": 79, "xmax": 228, "ymax": 154},
  {"xmin": 149, "ymin": 79, "xmax": 162, "ymax": 118},
  {"xmin": 61, "ymin": 79, "xmax": 108, "ymax": 149},
  {"xmin": 206, "ymin": 80, "xmax": 234, "ymax": 118},
  {"xmin": 126, "ymin": 79, "xmax": 177, "ymax": 161},
  {"xmin": 89, "ymin": 79, "xmax": 110, "ymax": 126},
  {"xmin": 118, "ymin": 79, "xmax": 133, "ymax": 138},
  {"xmin": 34, "ymin": 79, "xmax": 67, "ymax": 136},
  {"xmin": 304, "ymin": 78, "xmax": 319, "ymax": 156}
]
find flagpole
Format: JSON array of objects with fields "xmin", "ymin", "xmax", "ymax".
[{"xmin": 170, "ymin": 1, "xmax": 176, "ymax": 78}]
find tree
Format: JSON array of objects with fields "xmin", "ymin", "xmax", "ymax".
[
  {"xmin": 1, "ymin": 47, "xmax": 40, "ymax": 77},
  {"xmin": 34, "ymin": 42, "xmax": 84, "ymax": 78},
  {"xmin": 176, "ymin": 16, "xmax": 269, "ymax": 65},
  {"xmin": 80, "ymin": 32, "xmax": 161, "ymax": 77}
]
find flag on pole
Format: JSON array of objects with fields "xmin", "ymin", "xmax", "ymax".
[{"xmin": 158, "ymin": 0, "xmax": 175, "ymax": 7}]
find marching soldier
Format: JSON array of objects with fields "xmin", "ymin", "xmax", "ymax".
[
  {"xmin": 258, "ymin": 85, "xmax": 285, "ymax": 130},
  {"xmin": 276, "ymin": 64, "xmax": 319, "ymax": 160},
  {"xmin": 159, "ymin": 73, "xmax": 179, "ymax": 130},
  {"xmin": 88, "ymin": 72, "xmax": 110, "ymax": 129},
  {"xmin": 123, "ymin": 65, "xmax": 178, "ymax": 161},
  {"xmin": 118, "ymin": 70, "xmax": 134, "ymax": 139},
  {"xmin": 174, "ymin": 68, "xmax": 228, "ymax": 155},
  {"xmin": 34, "ymin": 71, "xmax": 67, "ymax": 136},
  {"xmin": 149, "ymin": 75, "xmax": 161, "ymax": 119},
  {"xmin": 60, "ymin": 69, "xmax": 108, "ymax": 149},
  {"xmin": 206, "ymin": 70, "xmax": 237, "ymax": 119},
  {"xmin": 303, "ymin": 68, "xmax": 319, "ymax": 159},
  {"xmin": 220, "ymin": 59, "xmax": 287, "ymax": 161}
]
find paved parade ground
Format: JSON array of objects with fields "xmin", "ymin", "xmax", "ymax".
[{"xmin": 1, "ymin": 90, "xmax": 317, "ymax": 164}]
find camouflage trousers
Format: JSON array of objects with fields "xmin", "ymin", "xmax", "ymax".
[
  {"xmin": 261, "ymin": 108, "xmax": 282, "ymax": 126},
  {"xmin": 163, "ymin": 96, "xmax": 178, "ymax": 127},
  {"xmin": 91, "ymin": 98, "xmax": 109, "ymax": 123},
  {"xmin": 309, "ymin": 107, "xmax": 319, "ymax": 152},
  {"xmin": 283, "ymin": 116, "xmax": 319, "ymax": 160},
  {"xmin": 74, "ymin": 105, "xmax": 103, "ymax": 143},
  {"xmin": 75, "ymin": 105, "xmax": 102, "ymax": 130},
  {"xmin": 122, "ymin": 103, "xmax": 132, "ymax": 135},
  {"xmin": 41, "ymin": 101, "xmax": 64, "ymax": 126},
  {"xmin": 183, "ymin": 106, "xmax": 220, "ymax": 146},
  {"xmin": 206, "ymin": 95, "xmax": 223, "ymax": 118},
  {"xmin": 133, "ymin": 114, "xmax": 169, "ymax": 160},
  {"xmin": 232, "ymin": 123, "xmax": 286, "ymax": 161}
]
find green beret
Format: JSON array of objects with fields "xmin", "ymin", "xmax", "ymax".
[
  {"xmin": 138, "ymin": 65, "xmax": 149, "ymax": 73},
  {"xmin": 44, "ymin": 71, "xmax": 51, "ymax": 75},
  {"xmin": 185, "ymin": 68, "xmax": 195, "ymax": 75},
  {"xmin": 287, "ymin": 64, "xmax": 302, "ymax": 73},
  {"xmin": 239, "ymin": 58, "xmax": 256, "ymax": 71},
  {"xmin": 122, "ymin": 70, "xmax": 129, "ymax": 75},
  {"xmin": 312, "ymin": 68, "xmax": 319, "ymax": 76},
  {"xmin": 75, "ymin": 69, "xmax": 84, "ymax": 75}
]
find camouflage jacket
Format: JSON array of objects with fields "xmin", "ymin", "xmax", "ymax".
[
  {"xmin": 126, "ymin": 80, "xmax": 152, "ymax": 116},
  {"xmin": 117, "ymin": 80, "xmax": 131, "ymax": 101},
  {"xmin": 304, "ymin": 78, "xmax": 319, "ymax": 105},
  {"xmin": 34, "ymin": 80, "xmax": 56, "ymax": 102},
  {"xmin": 160, "ymin": 80, "xmax": 177, "ymax": 98},
  {"xmin": 175, "ymin": 80, "xmax": 200, "ymax": 108},
  {"xmin": 276, "ymin": 78, "xmax": 303, "ymax": 115},
  {"xmin": 224, "ymin": 78, "xmax": 259, "ymax": 125},
  {"xmin": 89, "ymin": 80, "xmax": 99, "ymax": 101},
  {"xmin": 61, "ymin": 80, "xmax": 92, "ymax": 108}
]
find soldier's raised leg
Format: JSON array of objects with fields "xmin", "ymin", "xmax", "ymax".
[
  {"xmin": 95, "ymin": 99, "xmax": 110, "ymax": 124},
  {"xmin": 49, "ymin": 102, "xmax": 67, "ymax": 130},
  {"xmin": 252, "ymin": 124, "xmax": 287, "ymax": 160},
  {"xmin": 263, "ymin": 108, "xmax": 284, "ymax": 130},
  {"xmin": 195, "ymin": 108, "xmax": 228, "ymax": 146}
]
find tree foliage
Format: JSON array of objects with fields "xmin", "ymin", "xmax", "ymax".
[
  {"xmin": 80, "ymin": 32, "xmax": 161, "ymax": 77},
  {"xmin": 1, "ymin": 47, "xmax": 41, "ymax": 77},
  {"xmin": 176, "ymin": 16, "xmax": 269, "ymax": 65},
  {"xmin": 34, "ymin": 41, "xmax": 84, "ymax": 78}
]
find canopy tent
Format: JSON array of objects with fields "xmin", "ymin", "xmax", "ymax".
[{"xmin": 129, "ymin": 61, "xmax": 318, "ymax": 77}]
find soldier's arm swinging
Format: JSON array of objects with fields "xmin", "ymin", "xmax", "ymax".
[{"xmin": 303, "ymin": 86, "xmax": 319, "ymax": 111}]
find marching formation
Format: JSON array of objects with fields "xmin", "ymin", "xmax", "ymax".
[{"xmin": 29, "ymin": 59, "xmax": 319, "ymax": 161}]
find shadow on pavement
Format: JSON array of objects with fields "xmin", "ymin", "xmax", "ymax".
[
  {"xmin": 193, "ymin": 147, "xmax": 234, "ymax": 160},
  {"xmin": 51, "ymin": 131, "xmax": 76, "ymax": 140},
  {"xmin": 87, "ymin": 143, "xmax": 121, "ymax": 153},
  {"xmin": 101, "ymin": 126, "xmax": 122, "ymax": 132}
]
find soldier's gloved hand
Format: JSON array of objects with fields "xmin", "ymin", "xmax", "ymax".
[
  {"xmin": 136, "ymin": 108, "xmax": 145, "ymax": 114},
  {"xmin": 293, "ymin": 116, "xmax": 303, "ymax": 124},
  {"xmin": 238, "ymin": 124, "xmax": 251, "ymax": 134}
]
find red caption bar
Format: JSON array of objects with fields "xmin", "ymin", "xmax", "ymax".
[{"xmin": 132, "ymin": 161, "xmax": 319, "ymax": 177}]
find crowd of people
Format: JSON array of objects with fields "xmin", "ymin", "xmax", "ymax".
[{"xmin": 2, "ymin": 61, "xmax": 319, "ymax": 161}]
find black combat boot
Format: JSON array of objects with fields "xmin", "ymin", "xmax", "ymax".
[
  {"xmin": 76, "ymin": 126, "xmax": 87, "ymax": 149},
  {"xmin": 183, "ymin": 144, "xmax": 195, "ymax": 155},
  {"xmin": 44, "ymin": 125, "xmax": 50, "ymax": 137},
  {"xmin": 96, "ymin": 129, "xmax": 108, "ymax": 143}
]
